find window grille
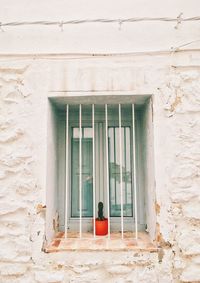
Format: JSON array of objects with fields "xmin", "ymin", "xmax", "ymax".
[{"xmin": 65, "ymin": 104, "xmax": 138, "ymax": 240}]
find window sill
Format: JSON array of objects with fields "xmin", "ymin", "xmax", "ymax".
[{"xmin": 45, "ymin": 232, "xmax": 158, "ymax": 253}]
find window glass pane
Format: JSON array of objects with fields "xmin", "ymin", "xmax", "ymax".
[
  {"xmin": 83, "ymin": 128, "xmax": 93, "ymax": 138},
  {"xmin": 124, "ymin": 127, "xmax": 132, "ymax": 217},
  {"xmin": 71, "ymin": 127, "xmax": 93, "ymax": 217},
  {"xmin": 73, "ymin": 128, "xmax": 80, "ymax": 138},
  {"xmin": 108, "ymin": 126, "xmax": 133, "ymax": 217}
]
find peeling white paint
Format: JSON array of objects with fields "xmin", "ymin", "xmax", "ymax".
[
  {"xmin": 0, "ymin": 54, "xmax": 199, "ymax": 282},
  {"xmin": 0, "ymin": 3, "xmax": 200, "ymax": 278}
]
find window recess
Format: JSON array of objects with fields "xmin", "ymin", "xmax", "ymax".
[{"xmin": 46, "ymin": 95, "xmax": 156, "ymax": 248}]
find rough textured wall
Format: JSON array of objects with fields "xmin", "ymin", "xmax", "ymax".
[
  {"xmin": 157, "ymin": 67, "xmax": 200, "ymax": 282},
  {"xmin": 0, "ymin": 52, "xmax": 200, "ymax": 282}
]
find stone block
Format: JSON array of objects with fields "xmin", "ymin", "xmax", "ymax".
[
  {"xmin": 180, "ymin": 71, "xmax": 199, "ymax": 81},
  {"xmin": 35, "ymin": 271, "xmax": 65, "ymax": 283},
  {"xmin": 170, "ymin": 184, "xmax": 200, "ymax": 203},
  {"xmin": 182, "ymin": 201, "xmax": 200, "ymax": 220},
  {"xmin": 0, "ymin": 236, "xmax": 31, "ymax": 262},
  {"xmin": 192, "ymin": 255, "xmax": 200, "ymax": 264},
  {"xmin": 177, "ymin": 228, "xmax": 200, "ymax": 255},
  {"xmin": 72, "ymin": 266, "xmax": 90, "ymax": 274},
  {"xmin": 180, "ymin": 264, "xmax": 200, "ymax": 282},
  {"xmin": 126, "ymin": 266, "xmax": 157, "ymax": 283},
  {"xmin": 0, "ymin": 219, "xmax": 26, "ymax": 237},
  {"xmin": 0, "ymin": 127, "xmax": 24, "ymax": 143},
  {"xmin": 0, "ymin": 263, "xmax": 27, "ymax": 276},
  {"xmin": 106, "ymin": 264, "xmax": 132, "ymax": 274},
  {"xmin": 0, "ymin": 202, "xmax": 27, "ymax": 215}
]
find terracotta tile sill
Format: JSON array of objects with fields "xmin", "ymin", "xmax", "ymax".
[{"xmin": 45, "ymin": 232, "xmax": 158, "ymax": 253}]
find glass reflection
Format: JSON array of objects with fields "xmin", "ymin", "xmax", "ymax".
[
  {"xmin": 108, "ymin": 127, "xmax": 133, "ymax": 217},
  {"xmin": 71, "ymin": 127, "xmax": 93, "ymax": 217}
]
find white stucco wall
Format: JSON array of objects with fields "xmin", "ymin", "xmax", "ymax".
[
  {"xmin": 0, "ymin": 1, "xmax": 200, "ymax": 282},
  {"xmin": 0, "ymin": 0, "xmax": 200, "ymax": 53}
]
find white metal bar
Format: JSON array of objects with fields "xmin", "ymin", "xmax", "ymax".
[
  {"xmin": 119, "ymin": 104, "xmax": 124, "ymax": 239},
  {"xmin": 92, "ymin": 104, "xmax": 96, "ymax": 237},
  {"xmin": 65, "ymin": 104, "xmax": 69, "ymax": 239},
  {"xmin": 105, "ymin": 104, "xmax": 110, "ymax": 238},
  {"xmin": 132, "ymin": 104, "xmax": 138, "ymax": 240},
  {"xmin": 79, "ymin": 104, "xmax": 82, "ymax": 238}
]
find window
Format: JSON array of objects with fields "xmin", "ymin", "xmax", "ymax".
[
  {"xmin": 62, "ymin": 103, "xmax": 146, "ymax": 238},
  {"xmin": 46, "ymin": 94, "xmax": 156, "ymax": 248}
]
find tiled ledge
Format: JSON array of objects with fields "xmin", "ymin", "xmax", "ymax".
[{"xmin": 45, "ymin": 232, "xmax": 158, "ymax": 253}]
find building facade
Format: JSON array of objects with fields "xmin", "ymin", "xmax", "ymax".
[{"xmin": 0, "ymin": 1, "xmax": 200, "ymax": 282}]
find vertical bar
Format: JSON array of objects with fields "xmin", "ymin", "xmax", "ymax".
[
  {"xmin": 92, "ymin": 104, "xmax": 96, "ymax": 237},
  {"xmin": 65, "ymin": 104, "xmax": 69, "ymax": 238},
  {"xmin": 119, "ymin": 104, "xmax": 124, "ymax": 239},
  {"xmin": 114, "ymin": 129, "xmax": 116, "ymax": 206},
  {"xmin": 105, "ymin": 104, "xmax": 110, "ymax": 238},
  {"xmin": 124, "ymin": 128, "xmax": 128, "ymax": 208},
  {"xmin": 79, "ymin": 104, "xmax": 82, "ymax": 238},
  {"xmin": 132, "ymin": 104, "xmax": 138, "ymax": 240}
]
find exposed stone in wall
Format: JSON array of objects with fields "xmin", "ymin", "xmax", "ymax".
[
  {"xmin": 0, "ymin": 63, "xmax": 45, "ymax": 282},
  {"xmin": 0, "ymin": 54, "xmax": 200, "ymax": 282},
  {"xmin": 158, "ymin": 68, "xmax": 200, "ymax": 282}
]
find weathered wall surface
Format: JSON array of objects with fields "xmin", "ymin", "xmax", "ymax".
[
  {"xmin": 0, "ymin": 51, "xmax": 200, "ymax": 282},
  {"xmin": 0, "ymin": 0, "xmax": 200, "ymax": 282}
]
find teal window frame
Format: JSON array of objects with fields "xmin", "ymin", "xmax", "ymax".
[{"xmin": 66, "ymin": 105, "xmax": 137, "ymax": 232}]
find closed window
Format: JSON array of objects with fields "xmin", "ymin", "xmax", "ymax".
[
  {"xmin": 46, "ymin": 95, "xmax": 156, "ymax": 250},
  {"xmin": 61, "ymin": 103, "xmax": 146, "ymax": 236}
]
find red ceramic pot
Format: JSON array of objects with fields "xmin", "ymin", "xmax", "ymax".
[{"xmin": 95, "ymin": 218, "xmax": 108, "ymax": 236}]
